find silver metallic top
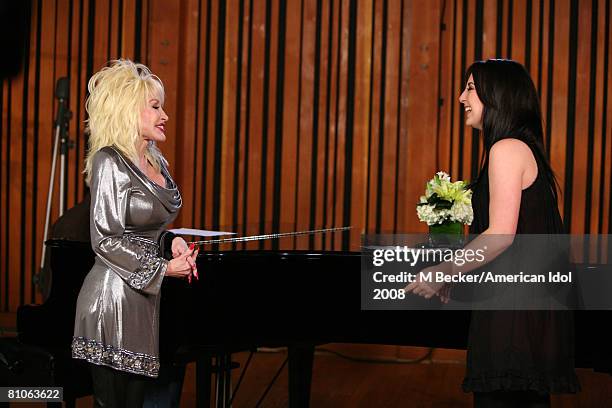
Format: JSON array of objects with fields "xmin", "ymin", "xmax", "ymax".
[{"xmin": 72, "ymin": 146, "xmax": 181, "ymax": 377}]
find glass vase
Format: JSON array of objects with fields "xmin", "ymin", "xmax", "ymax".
[{"xmin": 428, "ymin": 221, "xmax": 464, "ymax": 248}]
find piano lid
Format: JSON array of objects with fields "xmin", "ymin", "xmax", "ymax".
[{"xmin": 179, "ymin": 223, "xmax": 361, "ymax": 252}]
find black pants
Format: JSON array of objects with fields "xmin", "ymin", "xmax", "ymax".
[
  {"xmin": 474, "ymin": 391, "xmax": 551, "ymax": 408},
  {"xmin": 90, "ymin": 364, "xmax": 150, "ymax": 408},
  {"xmin": 142, "ymin": 363, "xmax": 186, "ymax": 408}
]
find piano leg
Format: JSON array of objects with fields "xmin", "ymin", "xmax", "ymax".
[
  {"xmin": 196, "ymin": 354, "xmax": 213, "ymax": 408},
  {"xmin": 288, "ymin": 344, "xmax": 314, "ymax": 408},
  {"xmin": 195, "ymin": 352, "xmax": 234, "ymax": 408},
  {"xmin": 215, "ymin": 353, "xmax": 232, "ymax": 408}
]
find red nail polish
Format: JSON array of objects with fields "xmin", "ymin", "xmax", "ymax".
[{"xmin": 189, "ymin": 243, "xmax": 195, "ymax": 251}]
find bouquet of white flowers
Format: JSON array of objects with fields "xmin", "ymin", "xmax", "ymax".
[{"xmin": 416, "ymin": 171, "xmax": 473, "ymax": 227}]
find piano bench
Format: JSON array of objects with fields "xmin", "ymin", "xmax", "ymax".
[{"xmin": 0, "ymin": 337, "xmax": 92, "ymax": 408}]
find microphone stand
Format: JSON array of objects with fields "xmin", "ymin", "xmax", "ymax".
[{"xmin": 38, "ymin": 77, "xmax": 72, "ymax": 288}]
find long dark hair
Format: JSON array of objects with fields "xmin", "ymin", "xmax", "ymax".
[{"xmin": 466, "ymin": 59, "xmax": 559, "ymax": 203}]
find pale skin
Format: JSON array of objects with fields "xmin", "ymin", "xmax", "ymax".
[
  {"xmin": 404, "ymin": 75, "xmax": 538, "ymax": 301},
  {"xmin": 138, "ymin": 93, "xmax": 199, "ymax": 280}
]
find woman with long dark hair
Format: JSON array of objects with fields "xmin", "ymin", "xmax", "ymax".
[{"xmin": 406, "ymin": 59, "xmax": 579, "ymax": 407}]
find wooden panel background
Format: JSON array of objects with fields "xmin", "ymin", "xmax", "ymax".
[{"xmin": 0, "ymin": 0, "xmax": 611, "ymax": 312}]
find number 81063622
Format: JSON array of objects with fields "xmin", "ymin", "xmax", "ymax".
[{"xmin": 1, "ymin": 387, "xmax": 63, "ymax": 402}]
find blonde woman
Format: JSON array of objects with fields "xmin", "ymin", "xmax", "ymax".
[{"xmin": 72, "ymin": 59, "xmax": 197, "ymax": 407}]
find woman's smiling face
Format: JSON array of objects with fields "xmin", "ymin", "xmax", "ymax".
[
  {"xmin": 139, "ymin": 92, "xmax": 168, "ymax": 142},
  {"xmin": 459, "ymin": 74, "xmax": 484, "ymax": 130}
]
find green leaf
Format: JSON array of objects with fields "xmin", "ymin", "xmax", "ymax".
[{"xmin": 434, "ymin": 200, "xmax": 453, "ymax": 209}]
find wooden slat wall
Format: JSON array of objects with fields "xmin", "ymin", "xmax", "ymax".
[
  {"xmin": 1, "ymin": 0, "xmax": 611, "ymax": 311},
  {"xmin": 0, "ymin": 0, "xmax": 151, "ymax": 311},
  {"xmin": 161, "ymin": 0, "xmax": 439, "ymax": 255}
]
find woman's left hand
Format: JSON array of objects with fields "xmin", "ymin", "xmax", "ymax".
[{"xmin": 403, "ymin": 271, "xmax": 445, "ymax": 299}]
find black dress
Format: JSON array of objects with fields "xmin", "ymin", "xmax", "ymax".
[{"xmin": 462, "ymin": 148, "xmax": 580, "ymax": 394}]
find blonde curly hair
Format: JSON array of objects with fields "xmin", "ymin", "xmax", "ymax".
[{"xmin": 83, "ymin": 59, "xmax": 166, "ymax": 184}]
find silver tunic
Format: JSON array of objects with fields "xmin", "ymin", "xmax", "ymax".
[{"xmin": 71, "ymin": 146, "xmax": 181, "ymax": 378}]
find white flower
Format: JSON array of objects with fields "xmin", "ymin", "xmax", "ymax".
[
  {"xmin": 436, "ymin": 171, "xmax": 451, "ymax": 182},
  {"xmin": 416, "ymin": 171, "xmax": 473, "ymax": 226}
]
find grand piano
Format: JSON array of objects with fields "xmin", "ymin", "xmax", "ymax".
[{"xmin": 6, "ymin": 229, "xmax": 612, "ymax": 407}]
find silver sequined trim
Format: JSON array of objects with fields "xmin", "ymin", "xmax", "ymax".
[
  {"xmin": 125, "ymin": 235, "xmax": 164, "ymax": 290},
  {"xmin": 71, "ymin": 336, "xmax": 160, "ymax": 377}
]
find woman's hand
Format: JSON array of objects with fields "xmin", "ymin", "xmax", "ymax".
[
  {"xmin": 165, "ymin": 245, "xmax": 199, "ymax": 281},
  {"xmin": 403, "ymin": 271, "xmax": 445, "ymax": 299},
  {"xmin": 171, "ymin": 236, "xmax": 189, "ymax": 258},
  {"xmin": 438, "ymin": 283, "xmax": 452, "ymax": 304},
  {"xmin": 169, "ymin": 237, "xmax": 200, "ymax": 282}
]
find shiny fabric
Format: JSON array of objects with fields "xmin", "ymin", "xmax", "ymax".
[{"xmin": 72, "ymin": 146, "xmax": 181, "ymax": 378}]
